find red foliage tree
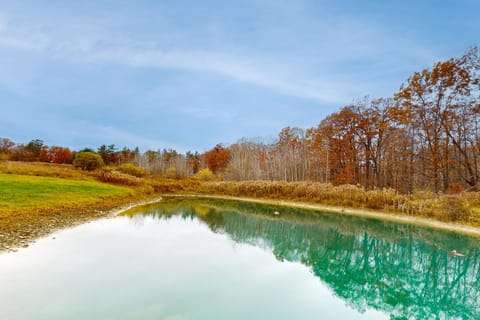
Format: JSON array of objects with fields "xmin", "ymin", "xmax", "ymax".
[
  {"xmin": 204, "ymin": 144, "xmax": 231, "ymax": 173},
  {"xmin": 48, "ymin": 146, "xmax": 73, "ymax": 164}
]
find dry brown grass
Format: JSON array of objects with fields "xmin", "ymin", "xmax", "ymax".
[
  {"xmin": 0, "ymin": 161, "xmax": 152, "ymax": 191},
  {"xmin": 150, "ymin": 178, "xmax": 201, "ymax": 193},
  {"xmin": 193, "ymin": 181, "xmax": 480, "ymax": 225},
  {"xmin": 116, "ymin": 163, "xmax": 147, "ymax": 177},
  {"xmin": 0, "ymin": 161, "xmax": 87, "ymax": 179},
  {"xmin": 92, "ymin": 167, "xmax": 145, "ymax": 186}
]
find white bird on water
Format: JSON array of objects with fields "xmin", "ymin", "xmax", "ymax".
[
  {"xmin": 273, "ymin": 211, "xmax": 280, "ymax": 215},
  {"xmin": 451, "ymin": 250, "xmax": 465, "ymax": 257}
]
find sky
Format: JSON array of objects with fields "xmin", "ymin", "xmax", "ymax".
[{"xmin": 0, "ymin": 0, "xmax": 479, "ymax": 153}]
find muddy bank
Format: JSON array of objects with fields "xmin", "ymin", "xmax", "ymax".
[{"xmin": 0, "ymin": 196, "xmax": 162, "ymax": 254}]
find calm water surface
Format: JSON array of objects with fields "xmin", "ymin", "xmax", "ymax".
[{"xmin": 1, "ymin": 197, "xmax": 479, "ymax": 319}]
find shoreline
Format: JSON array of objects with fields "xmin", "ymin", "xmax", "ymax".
[
  {"xmin": 163, "ymin": 194, "xmax": 480, "ymax": 238},
  {"xmin": 107, "ymin": 196, "xmax": 164, "ymax": 217},
  {"xmin": 0, "ymin": 196, "xmax": 164, "ymax": 254},
  {"xmin": 3, "ymin": 192, "xmax": 480, "ymax": 254}
]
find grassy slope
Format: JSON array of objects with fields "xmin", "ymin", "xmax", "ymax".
[
  {"xmin": 0, "ymin": 163, "xmax": 153, "ymax": 251},
  {"xmin": 0, "ymin": 173, "xmax": 132, "ymax": 212}
]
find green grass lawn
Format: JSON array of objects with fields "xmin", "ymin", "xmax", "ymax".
[{"xmin": 0, "ymin": 173, "xmax": 133, "ymax": 213}]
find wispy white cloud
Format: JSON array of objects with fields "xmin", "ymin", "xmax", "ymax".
[
  {"xmin": 174, "ymin": 106, "xmax": 238, "ymax": 121},
  {"xmin": 0, "ymin": 1, "xmax": 443, "ymax": 108},
  {"xmin": 94, "ymin": 47, "xmax": 349, "ymax": 103},
  {"xmin": 0, "ymin": 11, "xmax": 362, "ymax": 104}
]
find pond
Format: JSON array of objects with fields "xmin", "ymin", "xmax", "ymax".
[{"xmin": 1, "ymin": 197, "xmax": 479, "ymax": 319}]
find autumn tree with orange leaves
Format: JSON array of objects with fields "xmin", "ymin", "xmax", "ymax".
[
  {"xmin": 47, "ymin": 146, "xmax": 73, "ymax": 164},
  {"xmin": 204, "ymin": 144, "xmax": 231, "ymax": 174},
  {"xmin": 395, "ymin": 47, "xmax": 480, "ymax": 191}
]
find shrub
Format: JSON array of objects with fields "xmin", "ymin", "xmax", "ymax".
[
  {"xmin": 117, "ymin": 163, "xmax": 147, "ymax": 177},
  {"xmin": 93, "ymin": 167, "xmax": 144, "ymax": 186},
  {"xmin": 151, "ymin": 178, "xmax": 201, "ymax": 193},
  {"xmin": 196, "ymin": 168, "xmax": 214, "ymax": 181},
  {"xmin": 439, "ymin": 195, "xmax": 471, "ymax": 221},
  {"xmin": 165, "ymin": 167, "xmax": 179, "ymax": 179},
  {"xmin": 0, "ymin": 152, "xmax": 9, "ymax": 161},
  {"xmin": 447, "ymin": 182, "xmax": 465, "ymax": 194},
  {"xmin": 73, "ymin": 152, "xmax": 104, "ymax": 171}
]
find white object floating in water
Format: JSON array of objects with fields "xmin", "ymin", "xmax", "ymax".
[
  {"xmin": 451, "ymin": 250, "xmax": 465, "ymax": 257},
  {"xmin": 273, "ymin": 211, "xmax": 280, "ymax": 215}
]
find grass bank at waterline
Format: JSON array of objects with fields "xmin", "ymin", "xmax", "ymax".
[{"xmin": 0, "ymin": 173, "xmax": 152, "ymax": 252}]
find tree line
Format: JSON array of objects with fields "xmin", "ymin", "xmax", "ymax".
[
  {"xmin": 1, "ymin": 47, "xmax": 479, "ymax": 193},
  {"xmin": 205, "ymin": 47, "xmax": 480, "ymax": 193},
  {"xmin": 221, "ymin": 47, "xmax": 480, "ymax": 193}
]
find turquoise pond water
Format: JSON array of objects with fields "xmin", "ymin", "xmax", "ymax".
[{"xmin": 1, "ymin": 197, "xmax": 479, "ymax": 319}]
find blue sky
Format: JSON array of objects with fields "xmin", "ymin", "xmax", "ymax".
[{"xmin": 0, "ymin": 0, "xmax": 479, "ymax": 152}]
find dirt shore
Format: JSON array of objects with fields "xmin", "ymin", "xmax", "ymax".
[{"xmin": 0, "ymin": 196, "xmax": 163, "ymax": 254}]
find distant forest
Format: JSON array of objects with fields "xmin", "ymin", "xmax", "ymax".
[{"xmin": 1, "ymin": 47, "xmax": 479, "ymax": 194}]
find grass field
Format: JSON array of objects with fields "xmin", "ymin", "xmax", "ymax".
[
  {"xmin": 0, "ymin": 173, "xmax": 133, "ymax": 212},
  {"xmin": 0, "ymin": 169, "xmax": 150, "ymax": 252}
]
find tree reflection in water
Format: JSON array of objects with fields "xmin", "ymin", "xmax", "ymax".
[{"xmin": 122, "ymin": 197, "xmax": 480, "ymax": 319}]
